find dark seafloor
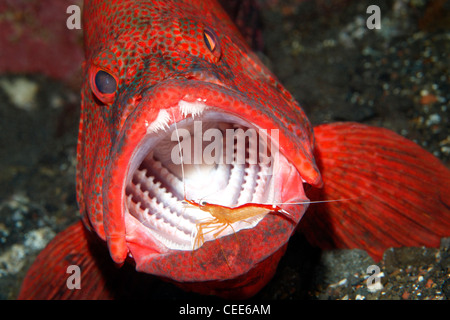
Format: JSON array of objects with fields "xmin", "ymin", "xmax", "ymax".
[{"xmin": 0, "ymin": 0, "xmax": 449, "ymax": 300}]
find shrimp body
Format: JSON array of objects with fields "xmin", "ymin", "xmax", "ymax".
[{"xmin": 184, "ymin": 198, "xmax": 293, "ymax": 251}]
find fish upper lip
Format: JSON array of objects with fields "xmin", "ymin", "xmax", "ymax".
[{"xmin": 102, "ymin": 80, "xmax": 310, "ymax": 279}]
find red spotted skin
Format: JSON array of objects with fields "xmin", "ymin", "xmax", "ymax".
[{"xmin": 77, "ymin": 0, "xmax": 320, "ymax": 289}]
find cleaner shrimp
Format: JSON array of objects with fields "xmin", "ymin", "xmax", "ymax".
[
  {"xmin": 184, "ymin": 195, "xmax": 353, "ymax": 253},
  {"xmin": 183, "ymin": 198, "xmax": 293, "ymax": 253}
]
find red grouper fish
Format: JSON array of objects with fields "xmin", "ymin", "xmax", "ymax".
[{"xmin": 19, "ymin": 0, "xmax": 450, "ymax": 299}]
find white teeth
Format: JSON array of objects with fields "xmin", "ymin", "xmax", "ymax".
[
  {"xmin": 146, "ymin": 109, "xmax": 171, "ymax": 133},
  {"xmin": 178, "ymin": 99, "xmax": 207, "ymax": 118}
]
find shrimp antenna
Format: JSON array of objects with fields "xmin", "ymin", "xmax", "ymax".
[{"xmin": 269, "ymin": 197, "xmax": 359, "ymax": 206}]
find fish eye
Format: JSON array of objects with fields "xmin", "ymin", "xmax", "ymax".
[
  {"xmin": 203, "ymin": 29, "xmax": 216, "ymax": 52},
  {"xmin": 203, "ymin": 27, "xmax": 221, "ymax": 58},
  {"xmin": 95, "ymin": 70, "xmax": 117, "ymax": 94},
  {"xmin": 89, "ymin": 67, "xmax": 118, "ymax": 105}
]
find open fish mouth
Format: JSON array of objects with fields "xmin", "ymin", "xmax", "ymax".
[{"xmin": 124, "ymin": 101, "xmax": 289, "ymax": 251}]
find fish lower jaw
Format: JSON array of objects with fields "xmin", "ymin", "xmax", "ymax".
[{"xmin": 124, "ymin": 107, "xmax": 283, "ymax": 252}]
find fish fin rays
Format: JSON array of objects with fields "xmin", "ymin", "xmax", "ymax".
[
  {"xmin": 299, "ymin": 122, "xmax": 450, "ymax": 261},
  {"xmin": 18, "ymin": 221, "xmax": 116, "ymax": 299}
]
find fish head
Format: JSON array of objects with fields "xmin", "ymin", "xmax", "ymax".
[{"xmin": 78, "ymin": 0, "xmax": 322, "ymax": 288}]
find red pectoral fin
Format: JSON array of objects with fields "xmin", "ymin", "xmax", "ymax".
[
  {"xmin": 18, "ymin": 221, "xmax": 114, "ymax": 300},
  {"xmin": 300, "ymin": 122, "xmax": 450, "ymax": 261}
]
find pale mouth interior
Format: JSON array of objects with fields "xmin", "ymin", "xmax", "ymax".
[{"xmin": 125, "ymin": 107, "xmax": 282, "ymax": 251}]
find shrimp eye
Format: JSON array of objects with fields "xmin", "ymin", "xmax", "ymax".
[
  {"xmin": 199, "ymin": 200, "xmax": 208, "ymax": 206},
  {"xmin": 89, "ymin": 67, "xmax": 118, "ymax": 105},
  {"xmin": 203, "ymin": 27, "xmax": 221, "ymax": 58}
]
